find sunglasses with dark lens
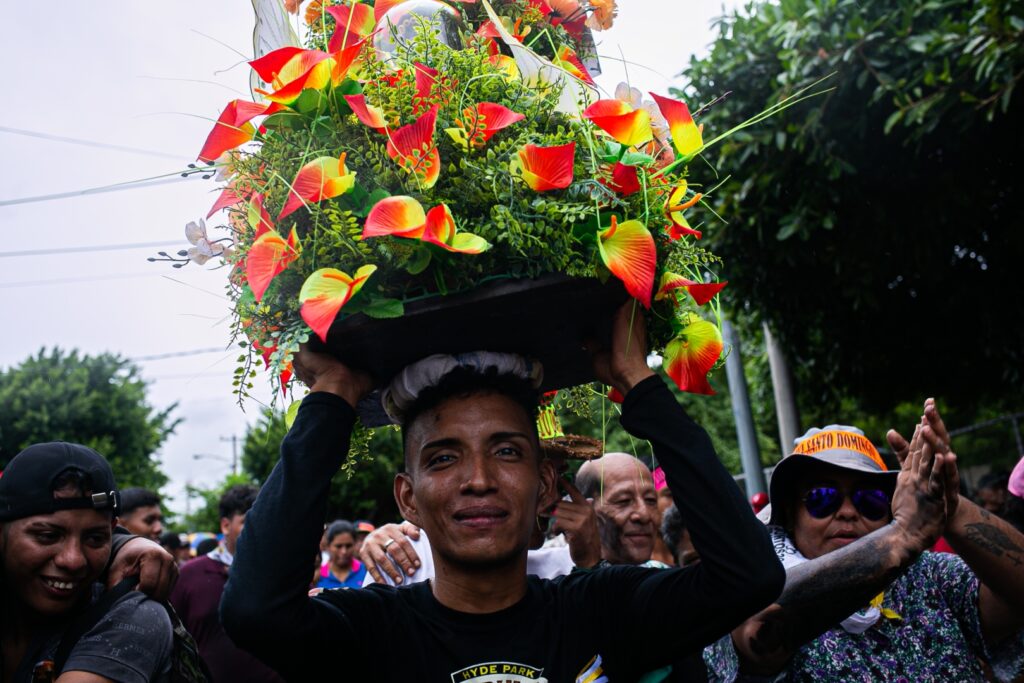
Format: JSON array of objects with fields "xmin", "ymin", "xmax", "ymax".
[{"xmin": 802, "ymin": 487, "xmax": 891, "ymax": 521}]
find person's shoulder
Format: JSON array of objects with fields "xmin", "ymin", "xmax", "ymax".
[
  {"xmin": 179, "ymin": 554, "xmax": 224, "ymax": 577},
  {"xmin": 107, "ymin": 591, "xmax": 174, "ymax": 631}
]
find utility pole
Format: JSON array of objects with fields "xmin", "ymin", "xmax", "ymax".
[
  {"xmin": 723, "ymin": 319, "xmax": 767, "ymax": 497},
  {"xmin": 763, "ymin": 323, "xmax": 802, "ymax": 457},
  {"xmin": 220, "ymin": 435, "xmax": 239, "ymax": 476}
]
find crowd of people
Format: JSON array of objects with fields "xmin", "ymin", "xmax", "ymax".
[{"xmin": 3, "ymin": 305, "xmax": 1024, "ymax": 682}]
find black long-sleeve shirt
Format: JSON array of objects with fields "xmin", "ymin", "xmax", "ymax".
[{"xmin": 222, "ymin": 376, "xmax": 783, "ymax": 681}]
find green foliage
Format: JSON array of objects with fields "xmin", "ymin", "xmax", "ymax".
[
  {"xmin": 682, "ymin": 0, "xmax": 1024, "ymax": 426},
  {"xmin": 558, "ymin": 370, "xmax": 780, "ymax": 477},
  {"xmin": 0, "ymin": 348, "xmax": 177, "ymax": 490},
  {"xmin": 240, "ymin": 409, "xmax": 403, "ymax": 523},
  {"xmin": 181, "ymin": 473, "xmax": 254, "ymax": 533}
]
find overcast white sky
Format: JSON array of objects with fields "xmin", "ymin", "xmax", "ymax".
[{"xmin": 0, "ymin": 0, "xmax": 737, "ymax": 518}]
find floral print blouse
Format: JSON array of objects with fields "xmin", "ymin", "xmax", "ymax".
[{"xmin": 703, "ymin": 551, "xmax": 1024, "ymax": 682}]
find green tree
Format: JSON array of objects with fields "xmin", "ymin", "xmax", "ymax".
[
  {"xmin": 240, "ymin": 409, "xmax": 403, "ymax": 523},
  {"xmin": 680, "ymin": 0, "xmax": 1024, "ymax": 448},
  {"xmin": 0, "ymin": 348, "xmax": 177, "ymax": 489}
]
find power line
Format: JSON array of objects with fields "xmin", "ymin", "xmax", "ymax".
[
  {"xmin": 0, "ymin": 241, "xmax": 180, "ymax": 258},
  {"xmin": 0, "ymin": 272, "xmax": 157, "ymax": 289},
  {"xmin": 0, "ymin": 176, "xmax": 189, "ymax": 208},
  {"xmin": 0, "ymin": 125, "xmax": 186, "ymax": 160},
  {"xmin": 131, "ymin": 348, "xmax": 228, "ymax": 362}
]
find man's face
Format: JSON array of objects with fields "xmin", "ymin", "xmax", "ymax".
[
  {"xmin": 0, "ymin": 509, "xmax": 114, "ymax": 617},
  {"xmin": 591, "ymin": 457, "xmax": 658, "ymax": 565},
  {"xmin": 396, "ymin": 392, "xmax": 557, "ymax": 569},
  {"xmin": 220, "ymin": 512, "xmax": 246, "ymax": 556},
  {"xmin": 120, "ymin": 504, "xmax": 163, "ymax": 541},
  {"xmin": 790, "ymin": 469, "xmax": 891, "ymax": 560}
]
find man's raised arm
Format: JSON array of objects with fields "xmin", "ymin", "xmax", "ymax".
[
  {"xmin": 590, "ymin": 304, "xmax": 785, "ymax": 655},
  {"xmin": 220, "ymin": 350, "xmax": 373, "ymax": 676}
]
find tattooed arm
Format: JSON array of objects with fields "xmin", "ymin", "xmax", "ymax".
[
  {"xmin": 729, "ymin": 424, "xmax": 948, "ymax": 675},
  {"xmin": 895, "ymin": 399, "xmax": 1024, "ymax": 644}
]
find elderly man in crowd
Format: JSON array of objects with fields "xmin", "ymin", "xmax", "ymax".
[
  {"xmin": 222, "ymin": 304, "xmax": 784, "ymax": 681},
  {"xmin": 704, "ymin": 400, "xmax": 1024, "ymax": 682}
]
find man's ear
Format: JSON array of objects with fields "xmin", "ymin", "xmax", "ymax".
[
  {"xmin": 395, "ymin": 473, "xmax": 421, "ymax": 528},
  {"xmin": 220, "ymin": 516, "xmax": 230, "ymax": 536},
  {"xmin": 538, "ymin": 459, "xmax": 559, "ymax": 512}
]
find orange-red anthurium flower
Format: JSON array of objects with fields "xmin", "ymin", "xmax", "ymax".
[
  {"xmin": 250, "ymin": 42, "xmax": 364, "ymax": 106},
  {"xmin": 299, "ymin": 265, "xmax": 377, "ymax": 342},
  {"xmin": 386, "ymin": 106, "xmax": 441, "ymax": 189},
  {"xmin": 207, "ymin": 185, "xmax": 245, "ymax": 218},
  {"xmin": 363, "ymin": 196, "xmax": 427, "ymax": 239},
  {"xmin": 553, "ymin": 45, "xmax": 594, "ymax": 85},
  {"xmin": 363, "ymin": 196, "xmax": 490, "ymax": 253},
  {"xmin": 655, "ymin": 272, "xmax": 727, "ymax": 306},
  {"xmin": 345, "ymin": 94, "xmax": 388, "ymax": 133},
  {"xmin": 601, "ymin": 162, "xmax": 641, "ymax": 197},
  {"xmin": 421, "ymin": 204, "xmax": 491, "ymax": 253},
  {"xmin": 510, "ymin": 142, "xmax": 575, "ymax": 192},
  {"xmin": 597, "ymin": 216, "xmax": 656, "ymax": 308},
  {"xmin": 326, "ymin": 2, "xmax": 375, "ymax": 51},
  {"xmin": 663, "ymin": 316, "xmax": 723, "ymax": 395},
  {"xmin": 583, "ymin": 99, "xmax": 653, "ymax": 148},
  {"xmin": 445, "ymin": 102, "xmax": 525, "ymax": 150},
  {"xmin": 664, "ymin": 182, "xmax": 703, "ymax": 239},
  {"xmin": 278, "ymin": 152, "xmax": 357, "ymax": 219},
  {"xmin": 248, "ymin": 193, "xmax": 275, "ymax": 237},
  {"xmin": 197, "ymin": 100, "xmax": 282, "ymax": 163},
  {"xmin": 246, "ymin": 227, "xmax": 301, "ymax": 302},
  {"xmin": 649, "ymin": 92, "xmax": 703, "ymax": 157}
]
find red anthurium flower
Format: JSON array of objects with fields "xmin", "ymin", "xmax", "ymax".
[
  {"xmin": 345, "ymin": 94, "xmax": 388, "ymax": 133},
  {"xmin": 386, "ymin": 105, "xmax": 441, "ymax": 189},
  {"xmin": 207, "ymin": 185, "xmax": 245, "ymax": 218},
  {"xmin": 655, "ymin": 272, "xmax": 727, "ymax": 306},
  {"xmin": 413, "ymin": 63, "xmax": 439, "ymax": 113},
  {"xmin": 248, "ymin": 193, "xmax": 275, "ymax": 237},
  {"xmin": 663, "ymin": 316, "xmax": 723, "ymax": 395},
  {"xmin": 326, "ymin": 3, "xmax": 375, "ymax": 51},
  {"xmin": 422, "ymin": 204, "xmax": 491, "ymax": 253},
  {"xmin": 363, "ymin": 197, "xmax": 489, "ymax": 253},
  {"xmin": 583, "ymin": 99, "xmax": 653, "ymax": 148},
  {"xmin": 373, "ymin": 0, "xmax": 405, "ymax": 21},
  {"xmin": 445, "ymin": 102, "xmax": 525, "ymax": 150},
  {"xmin": 554, "ymin": 45, "xmax": 594, "ymax": 85},
  {"xmin": 327, "ymin": 39, "xmax": 367, "ymax": 86},
  {"xmin": 197, "ymin": 100, "xmax": 281, "ymax": 163},
  {"xmin": 252, "ymin": 337, "xmax": 293, "ymax": 393},
  {"xmin": 597, "ymin": 216, "xmax": 656, "ymax": 308},
  {"xmin": 299, "ymin": 265, "xmax": 377, "ymax": 342},
  {"xmin": 664, "ymin": 182, "xmax": 703, "ymax": 240},
  {"xmin": 246, "ymin": 227, "xmax": 301, "ymax": 302},
  {"xmin": 601, "ymin": 162, "xmax": 641, "ymax": 196},
  {"xmin": 511, "ymin": 142, "xmax": 575, "ymax": 192},
  {"xmin": 607, "ymin": 387, "xmax": 625, "ymax": 403},
  {"xmin": 279, "ymin": 152, "xmax": 357, "ymax": 219},
  {"xmin": 251, "ymin": 48, "xmax": 333, "ymax": 105},
  {"xmin": 649, "ymin": 92, "xmax": 703, "ymax": 157},
  {"xmin": 363, "ymin": 196, "xmax": 427, "ymax": 239}
]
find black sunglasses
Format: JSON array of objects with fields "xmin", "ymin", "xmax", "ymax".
[{"xmin": 802, "ymin": 487, "xmax": 890, "ymax": 521}]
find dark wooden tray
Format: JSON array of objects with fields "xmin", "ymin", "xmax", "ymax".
[{"xmin": 311, "ymin": 274, "xmax": 629, "ymax": 425}]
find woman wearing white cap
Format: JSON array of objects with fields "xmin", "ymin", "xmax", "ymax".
[{"xmin": 704, "ymin": 399, "xmax": 1024, "ymax": 682}]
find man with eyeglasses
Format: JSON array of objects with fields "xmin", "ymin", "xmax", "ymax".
[{"xmin": 704, "ymin": 402, "xmax": 1024, "ymax": 682}]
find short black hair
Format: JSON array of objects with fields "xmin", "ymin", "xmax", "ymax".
[
  {"xmin": 119, "ymin": 487, "xmax": 161, "ymax": 514},
  {"xmin": 326, "ymin": 519, "xmax": 355, "ymax": 544},
  {"xmin": 159, "ymin": 531, "xmax": 183, "ymax": 550},
  {"xmin": 219, "ymin": 484, "xmax": 259, "ymax": 521},
  {"xmin": 401, "ymin": 367, "xmax": 541, "ymax": 462},
  {"xmin": 196, "ymin": 538, "xmax": 218, "ymax": 556},
  {"xmin": 661, "ymin": 504, "xmax": 685, "ymax": 564},
  {"xmin": 977, "ymin": 471, "xmax": 1009, "ymax": 492}
]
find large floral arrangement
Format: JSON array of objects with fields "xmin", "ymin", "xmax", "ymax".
[{"xmin": 166, "ymin": 0, "xmax": 760, "ymax": 405}]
